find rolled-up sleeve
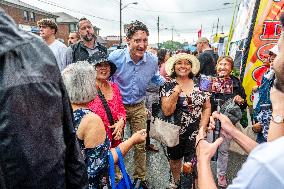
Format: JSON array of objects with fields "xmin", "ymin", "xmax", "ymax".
[{"xmin": 151, "ymin": 70, "xmax": 166, "ymax": 86}]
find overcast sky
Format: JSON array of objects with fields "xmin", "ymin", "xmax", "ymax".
[{"xmin": 21, "ymin": 0, "xmax": 235, "ymax": 44}]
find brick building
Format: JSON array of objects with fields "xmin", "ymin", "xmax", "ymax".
[
  {"xmin": 1, "ymin": 0, "xmax": 107, "ymax": 46},
  {"xmin": 105, "ymin": 35, "xmax": 126, "ymax": 48},
  {"xmin": 53, "ymin": 12, "xmax": 78, "ymax": 45},
  {"xmin": 0, "ymin": 0, "xmax": 57, "ymax": 33}
]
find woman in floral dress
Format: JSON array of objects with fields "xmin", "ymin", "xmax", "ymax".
[{"xmin": 161, "ymin": 53, "xmax": 211, "ymax": 188}]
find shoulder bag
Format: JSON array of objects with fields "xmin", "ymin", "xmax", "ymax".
[
  {"xmin": 109, "ymin": 147, "xmax": 133, "ymax": 189},
  {"xmin": 149, "ymin": 102, "xmax": 181, "ymax": 147}
]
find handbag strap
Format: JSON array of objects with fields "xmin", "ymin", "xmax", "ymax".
[
  {"xmin": 115, "ymin": 147, "xmax": 131, "ymax": 187},
  {"xmin": 108, "ymin": 147, "xmax": 131, "ymax": 189},
  {"xmin": 108, "ymin": 151, "xmax": 116, "ymax": 189},
  {"xmin": 97, "ymin": 88, "xmax": 115, "ymax": 125}
]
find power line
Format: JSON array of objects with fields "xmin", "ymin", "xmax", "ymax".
[
  {"xmin": 141, "ymin": 0, "xmax": 159, "ymax": 22},
  {"xmin": 129, "ymin": 6, "xmax": 234, "ymax": 14},
  {"xmin": 36, "ymin": 0, "xmax": 120, "ymax": 22},
  {"xmin": 112, "ymin": 0, "xmax": 157, "ymax": 31}
]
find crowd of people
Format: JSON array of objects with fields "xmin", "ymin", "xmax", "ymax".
[{"xmin": 1, "ymin": 6, "xmax": 284, "ymax": 189}]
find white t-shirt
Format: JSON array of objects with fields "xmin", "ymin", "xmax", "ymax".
[
  {"xmin": 49, "ymin": 40, "xmax": 67, "ymax": 71},
  {"xmin": 228, "ymin": 137, "xmax": 284, "ymax": 189}
]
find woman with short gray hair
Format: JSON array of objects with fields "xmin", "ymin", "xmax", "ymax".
[{"xmin": 62, "ymin": 61, "xmax": 147, "ymax": 189}]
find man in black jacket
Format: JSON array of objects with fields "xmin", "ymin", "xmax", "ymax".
[
  {"xmin": 196, "ymin": 37, "xmax": 218, "ymax": 76},
  {"xmin": 66, "ymin": 18, "xmax": 107, "ymax": 65},
  {"xmin": 0, "ymin": 10, "xmax": 88, "ymax": 189}
]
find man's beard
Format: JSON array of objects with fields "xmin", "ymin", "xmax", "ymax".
[{"xmin": 82, "ymin": 33, "xmax": 95, "ymax": 42}]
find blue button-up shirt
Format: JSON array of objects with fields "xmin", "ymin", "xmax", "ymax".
[{"xmin": 109, "ymin": 48, "xmax": 165, "ymax": 105}]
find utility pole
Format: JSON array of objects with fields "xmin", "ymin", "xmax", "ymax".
[
  {"xmin": 221, "ymin": 25, "xmax": 224, "ymax": 33},
  {"xmin": 157, "ymin": 16, "xmax": 160, "ymax": 49},
  {"xmin": 212, "ymin": 23, "xmax": 215, "ymax": 35},
  {"xmin": 119, "ymin": 1, "xmax": 138, "ymax": 47},
  {"xmin": 216, "ymin": 17, "xmax": 219, "ymax": 36},
  {"xmin": 171, "ymin": 27, "xmax": 174, "ymax": 50}
]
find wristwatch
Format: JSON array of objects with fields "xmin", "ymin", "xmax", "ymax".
[{"xmin": 272, "ymin": 114, "xmax": 284, "ymax": 124}]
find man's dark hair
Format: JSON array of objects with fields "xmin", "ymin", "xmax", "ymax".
[
  {"xmin": 76, "ymin": 17, "xmax": 91, "ymax": 30},
  {"xmin": 126, "ymin": 20, "xmax": 149, "ymax": 38},
  {"xmin": 157, "ymin": 49, "xmax": 168, "ymax": 65},
  {"xmin": 37, "ymin": 18, "xmax": 58, "ymax": 34}
]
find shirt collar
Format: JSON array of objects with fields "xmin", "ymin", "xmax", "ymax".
[{"xmin": 125, "ymin": 47, "xmax": 147, "ymax": 64}]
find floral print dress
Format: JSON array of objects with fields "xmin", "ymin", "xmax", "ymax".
[
  {"xmin": 73, "ymin": 108, "xmax": 111, "ymax": 189},
  {"xmin": 160, "ymin": 79, "xmax": 210, "ymax": 157}
]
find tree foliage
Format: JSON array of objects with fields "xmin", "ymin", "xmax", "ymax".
[{"xmin": 159, "ymin": 40, "xmax": 183, "ymax": 50}]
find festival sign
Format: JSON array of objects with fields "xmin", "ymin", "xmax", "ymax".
[{"xmin": 242, "ymin": 0, "xmax": 284, "ymax": 105}]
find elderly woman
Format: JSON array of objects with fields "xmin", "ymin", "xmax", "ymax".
[
  {"xmin": 88, "ymin": 53, "xmax": 126, "ymax": 148},
  {"xmin": 210, "ymin": 56, "xmax": 247, "ymax": 188},
  {"xmin": 161, "ymin": 53, "xmax": 211, "ymax": 187},
  {"xmin": 62, "ymin": 61, "xmax": 146, "ymax": 189}
]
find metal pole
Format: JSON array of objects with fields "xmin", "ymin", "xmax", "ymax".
[
  {"xmin": 157, "ymin": 16, "xmax": 160, "ymax": 49},
  {"xmin": 119, "ymin": 0, "xmax": 122, "ymax": 47},
  {"xmin": 216, "ymin": 17, "xmax": 219, "ymax": 36},
  {"xmin": 171, "ymin": 27, "xmax": 173, "ymax": 50},
  {"xmin": 212, "ymin": 23, "xmax": 215, "ymax": 35}
]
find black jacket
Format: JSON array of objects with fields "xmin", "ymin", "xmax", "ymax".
[
  {"xmin": 210, "ymin": 75, "xmax": 247, "ymax": 112},
  {"xmin": 198, "ymin": 50, "xmax": 218, "ymax": 76},
  {"xmin": 69, "ymin": 40, "xmax": 107, "ymax": 63},
  {"xmin": 0, "ymin": 11, "xmax": 88, "ymax": 189}
]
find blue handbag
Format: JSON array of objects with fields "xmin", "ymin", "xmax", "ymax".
[{"xmin": 109, "ymin": 147, "xmax": 133, "ymax": 189}]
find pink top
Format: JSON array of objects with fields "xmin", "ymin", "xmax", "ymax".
[
  {"xmin": 88, "ymin": 82, "xmax": 126, "ymax": 146},
  {"xmin": 160, "ymin": 62, "xmax": 170, "ymax": 81}
]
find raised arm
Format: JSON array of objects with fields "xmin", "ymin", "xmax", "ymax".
[
  {"xmin": 110, "ymin": 130, "xmax": 146, "ymax": 163},
  {"xmin": 161, "ymin": 84, "xmax": 182, "ymax": 116},
  {"xmin": 210, "ymin": 112, "xmax": 258, "ymax": 154},
  {"xmin": 199, "ymin": 98, "xmax": 211, "ymax": 129},
  {"xmin": 151, "ymin": 69, "xmax": 166, "ymax": 86},
  {"xmin": 268, "ymin": 87, "xmax": 284, "ymax": 141}
]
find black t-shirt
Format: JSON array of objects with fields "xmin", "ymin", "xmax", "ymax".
[{"xmin": 198, "ymin": 49, "xmax": 218, "ymax": 76}]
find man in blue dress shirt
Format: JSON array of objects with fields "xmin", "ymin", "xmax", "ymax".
[{"xmin": 109, "ymin": 20, "xmax": 165, "ymax": 187}]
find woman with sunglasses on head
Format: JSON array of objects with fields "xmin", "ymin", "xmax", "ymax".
[{"xmin": 160, "ymin": 53, "xmax": 211, "ymax": 188}]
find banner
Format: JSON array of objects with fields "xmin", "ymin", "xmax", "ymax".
[
  {"xmin": 242, "ymin": 0, "xmax": 284, "ymax": 105},
  {"xmin": 231, "ymin": 0, "xmax": 257, "ymax": 43}
]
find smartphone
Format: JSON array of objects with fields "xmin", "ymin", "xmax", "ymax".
[
  {"xmin": 199, "ymin": 75, "xmax": 213, "ymax": 92},
  {"xmin": 211, "ymin": 77, "xmax": 233, "ymax": 94},
  {"xmin": 199, "ymin": 75, "xmax": 233, "ymax": 94}
]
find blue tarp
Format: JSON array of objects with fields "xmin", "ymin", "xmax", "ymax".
[{"xmin": 183, "ymin": 45, "xmax": 196, "ymax": 52}]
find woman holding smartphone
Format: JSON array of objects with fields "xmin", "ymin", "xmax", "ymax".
[{"xmin": 161, "ymin": 53, "xmax": 211, "ymax": 188}]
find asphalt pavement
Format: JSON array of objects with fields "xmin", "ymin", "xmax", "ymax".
[{"xmin": 124, "ymin": 126, "xmax": 248, "ymax": 189}]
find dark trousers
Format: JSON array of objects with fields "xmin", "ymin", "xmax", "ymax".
[{"xmin": 146, "ymin": 120, "xmax": 151, "ymax": 146}]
